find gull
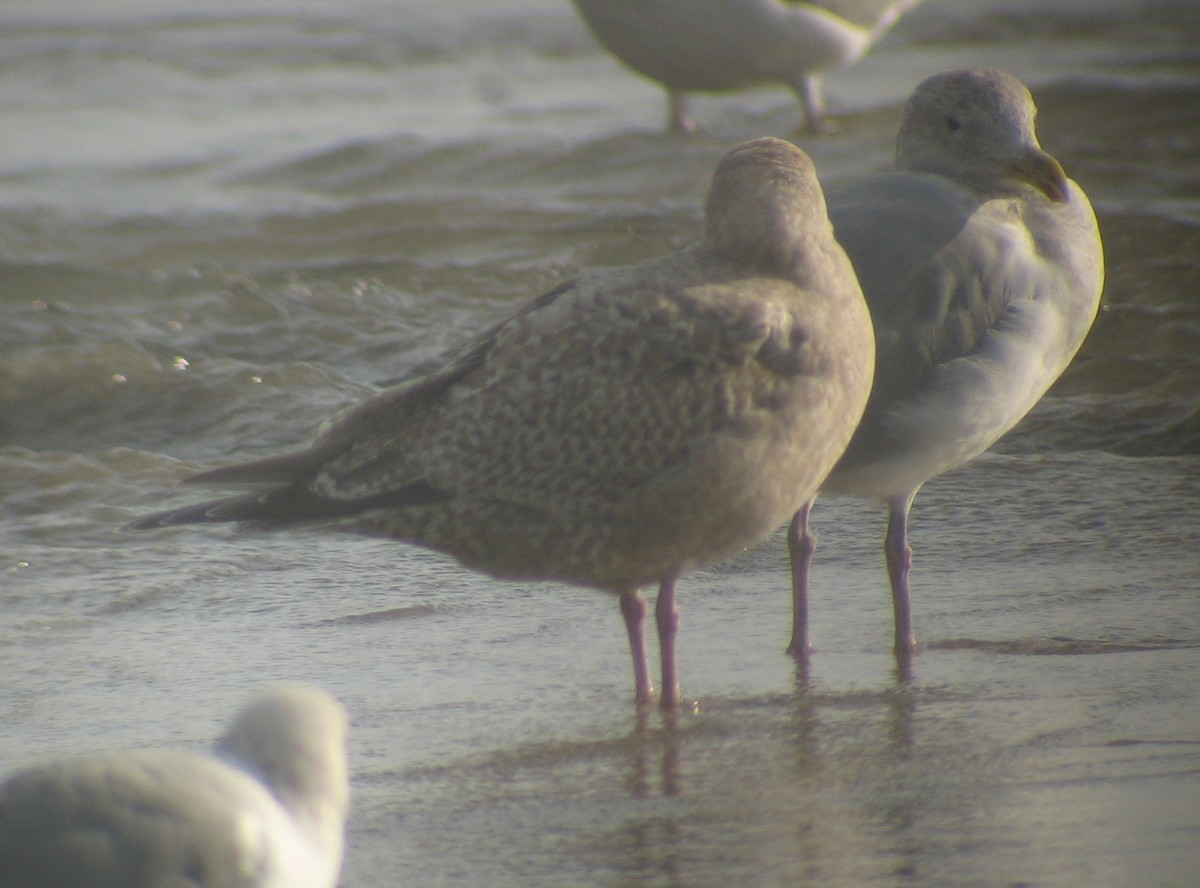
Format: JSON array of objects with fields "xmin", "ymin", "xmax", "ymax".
[
  {"xmin": 568, "ymin": 0, "xmax": 930, "ymax": 133},
  {"xmin": 127, "ymin": 137, "xmax": 875, "ymax": 708},
  {"xmin": 0, "ymin": 684, "xmax": 350, "ymax": 888},
  {"xmin": 786, "ymin": 68, "xmax": 1105, "ymax": 665}
]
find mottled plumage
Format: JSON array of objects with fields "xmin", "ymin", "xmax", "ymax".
[
  {"xmin": 130, "ymin": 138, "xmax": 874, "ymax": 706},
  {"xmin": 569, "ymin": 0, "xmax": 929, "ymax": 132},
  {"xmin": 0, "ymin": 685, "xmax": 349, "ymax": 888},
  {"xmin": 786, "ymin": 68, "xmax": 1105, "ymax": 663}
]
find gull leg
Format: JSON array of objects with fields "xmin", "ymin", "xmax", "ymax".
[
  {"xmin": 792, "ymin": 74, "xmax": 829, "ymax": 135},
  {"xmin": 885, "ymin": 491, "xmax": 919, "ymax": 658},
  {"xmin": 786, "ymin": 501, "xmax": 817, "ymax": 658},
  {"xmin": 655, "ymin": 574, "xmax": 681, "ymax": 709},
  {"xmin": 667, "ymin": 89, "xmax": 695, "ymax": 133},
  {"xmin": 620, "ymin": 590, "xmax": 655, "ymax": 705}
]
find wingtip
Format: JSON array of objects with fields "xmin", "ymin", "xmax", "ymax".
[
  {"xmin": 121, "ymin": 498, "xmax": 232, "ymax": 531},
  {"xmin": 121, "ymin": 514, "xmax": 162, "ymax": 532},
  {"xmin": 121, "ymin": 510, "xmax": 191, "ymax": 532}
]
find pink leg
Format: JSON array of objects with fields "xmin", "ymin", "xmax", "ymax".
[
  {"xmin": 791, "ymin": 74, "xmax": 828, "ymax": 135},
  {"xmin": 620, "ymin": 590, "xmax": 655, "ymax": 705},
  {"xmin": 786, "ymin": 501, "xmax": 816, "ymax": 658},
  {"xmin": 667, "ymin": 90, "xmax": 695, "ymax": 133},
  {"xmin": 655, "ymin": 574, "xmax": 681, "ymax": 709},
  {"xmin": 885, "ymin": 492, "xmax": 919, "ymax": 658}
]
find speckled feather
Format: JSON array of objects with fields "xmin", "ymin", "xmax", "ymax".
[{"xmin": 130, "ymin": 138, "xmax": 875, "ymax": 597}]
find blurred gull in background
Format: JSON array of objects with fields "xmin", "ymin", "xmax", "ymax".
[{"xmin": 569, "ymin": 0, "xmax": 931, "ymax": 132}]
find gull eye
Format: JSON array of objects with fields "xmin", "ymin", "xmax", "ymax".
[{"xmin": 944, "ymin": 115, "xmax": 962, "ymax": 131}]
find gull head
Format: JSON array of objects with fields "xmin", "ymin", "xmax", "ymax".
[
  {"xmin": 215, "ymin": 684, "xmax": 350, "ymax": 840},
  {"xmin": 896, "ymin": 67, "xmax": 1070, "ymax": 203},
  {"xmin": 703, "ymin": 136, "xmax": 833, "ymax": 273}
]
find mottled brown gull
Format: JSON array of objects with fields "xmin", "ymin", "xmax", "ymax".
[
  {"xmin": 786, "ymin": 68, "xmax": 1105, "ymax": 665},
  {"xmin": 0, "ymin": 684, "xmax": 349, "ymax": 888},
  {"xmin": 127, "ymin": 137, "xmax": 874, "ymax": 708},
  {"xmin": 569, "ymin": 0, "xmax": 930, "ymax": 133}
]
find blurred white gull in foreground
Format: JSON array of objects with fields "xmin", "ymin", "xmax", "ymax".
[{"xmin": 0, "ymin": 684, "xmax": 350, "ymax": 888}]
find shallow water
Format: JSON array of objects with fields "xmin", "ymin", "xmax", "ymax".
[{"xmin": 2, "ymin": 0, "xmax": 1199, "ymax": 885}]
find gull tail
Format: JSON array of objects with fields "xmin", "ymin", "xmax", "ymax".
[{"xmin": 124, "ymin": 449, "xmax": 451, "ymax": 532}]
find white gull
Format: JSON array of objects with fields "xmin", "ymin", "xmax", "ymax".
[
  {"xmin": 568, "ymin": 0, "xmax": 930, "ymax": 133},
  {"xmin": 786, "ymin": 67, "xmax": 1105, "ymax": 665},
  {"xmin": 0, "ymin": 684, "xmax": 350, "ymax": 888},
  {"xmin": 128, "ymin": 138, "xmax": 875, "ymax": 708}
]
